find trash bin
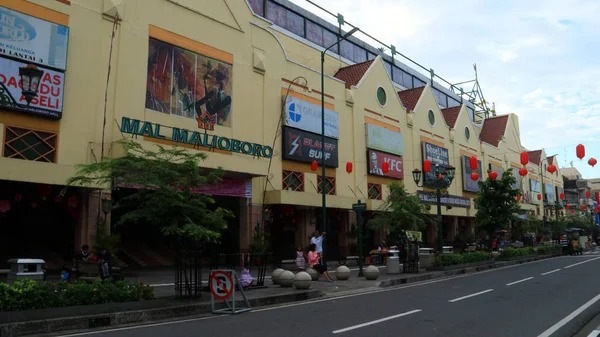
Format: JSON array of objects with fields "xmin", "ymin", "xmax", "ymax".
[
  {"xmin": 7, "ymin": 258, "xmax": 45, "ymax": 284},
  {"xmin": 386, "ymin": 250, "xmax": 400, "ymax": 274}
]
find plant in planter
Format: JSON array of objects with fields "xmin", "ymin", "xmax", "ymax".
[{"xmin": 250, "ymin": 222, "xmax": 269, "ymax": 265}]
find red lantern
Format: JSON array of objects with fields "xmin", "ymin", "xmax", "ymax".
[
  {"xmin": 519, "ymin": 168, "xmax": 528, "ymax": 177},
  {"xmin": 547, "ymin": 164, "xmax": 556, "ymax": 174},
  {"xmin": 469, "ymin": 156, "xmax": 477, "ymax": 170},
  {"xmin": 586, "ymin": 190, "xmax": 591, "ymax": 198},
  {"xmin": 576, "ymin": 144, "xmax": 585, "ymax": 160},
  {"xmin": 571, "ymin": 210, "xmax": 575, "ymax": 214},
  {"xmin": 566, "ymin": 204, "xmax": 570, "ymax": 209},
  {"xmin": 437, "ymin": 174, "xmax": 443, "ymax": 180},
  {"xmin": 310, "ymin": 160, "xmax": 318, "ymax": 171},
  {"xmin": 589, "ymin": 158, "xmax": 597, "ymax": 167},
  {"xmin": 581, "ymin": 205, "xmax": 587, "ymax": 211},
  {"xmin": 516, "ymin": 194, "xmax": 521, "ymax": 201},
  {"xmin": 489, "ymin": 171, "xmax": 498, "ymax": 180},
  {"xmin": 520, "ymin": 152, "xmax": 529, "ymax": 166},
  {"xmin": 423, "ymin": 160, "xmax": 431, "ymax": 173},
  {"xmin": 559, "ymin": 192, "xmax": 565, "ymax": 200},
  {"xmin": 346, "ymin": 162, "xmax": 353, "ymax": 173},
  {"xmin": 470, "ymin": 172, "xmax": 479, "ymax": 181},
  {"xmin": 537, "ymin": 193, "xmax": 542, "ymax": 201},
  {"xmin": 382, "ymin": 161, "xmax": 390, "ymax": 174}
]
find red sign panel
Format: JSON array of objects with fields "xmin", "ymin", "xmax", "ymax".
[{"xmin": 367, "ymin": 149, "xmax": 403, "ymax": 179}]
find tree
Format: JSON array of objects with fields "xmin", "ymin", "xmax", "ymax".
[
  {"xmin": 474, "ymin": 168, "xmax": 522, "ymax": 237},
  {"xmin": 64, "ymin": 139, "xmax": 232, "ymax": 245},
  {"xmin": 369, "ymin": 183, "xmax": 431, "ymax": 234}
]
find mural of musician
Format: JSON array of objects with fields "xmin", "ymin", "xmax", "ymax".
[{"xmin": 145, "ymin": 38, "xmax": 233, "ymax": 127}]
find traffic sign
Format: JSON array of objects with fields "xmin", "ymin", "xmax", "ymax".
[
  {"xmin": 353, "ymin": 202, "xmax": 366, "ymax": 214},
  {"xmin": 210, "ymin": 270, "xmax": 234, "ymax": 300}
]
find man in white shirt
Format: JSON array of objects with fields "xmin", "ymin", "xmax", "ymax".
[{"xmin": 310, "ymin": 230, "xmax": 326, "ymax": 268}]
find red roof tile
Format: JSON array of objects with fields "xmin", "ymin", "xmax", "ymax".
[
  {"xmin": 527, "ymin": 150, "xmax": 542, "ymax": 165},
  {"xmin": 398, "ymin": 86, "xmax": 425, "ymax": 112},
  {"xmin": 333, "ymin": 59, "xmax": 375, "ymax": 89},
  {"xmin": 441, "ymin": 106, "xmax": 461, "ymax": 128},
  {"xmin": 479, "ymin": 115, "xmax": 509, "ymax": 147}
]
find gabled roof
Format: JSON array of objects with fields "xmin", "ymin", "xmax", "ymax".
[
  {"xmin": 479, "ymin": 115, "xmax": 509, "ymax": 147},
  {"xmin": 333, "ymin": 59, "xmax": 375, "ymax": 89},
  {"xmin": 527, "ymin": 150, "xmax": 542, "ymax": 165},
  {"xmin": 548, "ymin": 156, "xmax": 555, "ymax": 166},
  {"xmin": 398, "ymin": 86, "xmax": 425, "ymax": 112},
  {"xmin": 441, "ymin": 106, "xmax": 461, "ymax": 128}
]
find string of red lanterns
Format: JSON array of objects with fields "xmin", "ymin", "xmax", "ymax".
[
  {"xmin": 469, "ymin": 156, "xmax": 477, "ymax": 170},
  {"xmin": 589, "ymin": 158, "xmax": 597, "ymax": 167},
  {"xmin": 488, "ymin": 171, "xmax": 498, "ymax": 180},
  {"xmin": 576, "ymin": 144, "xmax": 585, "ymax": 160},
  {"xmin": 470, "ymin": 172, "xmax": 479, "ymax": 181}
]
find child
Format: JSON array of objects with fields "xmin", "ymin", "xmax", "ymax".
[{"xmin": 295, "ymin": 246, "xmax": 306, "ymax": 271}]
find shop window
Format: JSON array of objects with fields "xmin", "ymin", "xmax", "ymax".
[
  {"xmin": 3, "ymin": 126, "xmax": 57, "ymax": 163},
  {"xmin": 317, "ymin": 176, "xmax": 336, "ymax": 195},
  {"xmin": 282, "ymin": 170, "xmax": 304, "ymax": 192},
  {"xmin": 368, "ymin": 183, "xmax": 382, "ymax": 200}
]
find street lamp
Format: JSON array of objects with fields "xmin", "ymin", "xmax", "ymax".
[
  {"xmin": 319, "ymin": 22, "xmax": 359, "ymax": 261},
  {"xmin": 411, "ymin": 164, "xmax": 456, "ymax": 253},
  {"xmin": 0, "ymin": 64, "xmax": 44, "ymax": 107}
]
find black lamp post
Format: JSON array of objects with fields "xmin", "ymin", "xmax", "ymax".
[
  {"xmin": 0, "ymin": 64, "xmax": 44, "ymax": 108},
  {"xmin": 319, "ymin": 20, "xmax": 359, "ymax": 261},
  {"xmin": 411, "ymin": 164, "xmax": 456, "ymax": 253}
]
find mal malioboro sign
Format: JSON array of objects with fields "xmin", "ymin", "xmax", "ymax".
[{"xmin": 120, "ymin": 116, "xmax": 273, "ymax": 158}]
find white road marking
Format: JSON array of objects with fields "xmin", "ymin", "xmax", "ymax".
[
  {"xmin": 506, "ymin": 277, "xmax": 534, "ymax": 286},
  {"xmin": 537, "ymin": 293, "xmax": 600, "ymax": 337},
  {"xmin": 541, "ymin": 269, "xmax": 561, "ymax": 276},
  {"xmin": 564, "ymin": 256, "xmax": 600, "ymax": 269},
  {"xmin": 448, "ymin": 289, "xmax": 494, "ymax": 303},
  {"xmin": 586, "ymin": 328, "xmax": 600, "ymax": 337},
  {"xmin": 332, "ymin": 309, "xmax": 422, "ymax": 334}
]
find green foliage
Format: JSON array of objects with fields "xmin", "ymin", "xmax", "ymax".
[
  {"xmin": 64, "ymin": 140, "xmax": 232, "ymax": 244},
  {"xmin": 498, "ymin": 246, "xmax": 534, "ymax": 258},
  {"xmin": 0, "ymin": 279, "xmax": 154, "ymax": 312},
  {"xmin": 536, "ymin": 244, "xmax": 562, "ymax": 255},
  {"xmin": 433, "ymin": 251, "xmax": 490, "ymax": 266},
  {"xmin": 369, "ymin": 183, "xmax": 431, "ymax": 232},
  {"xmin": 474, "ymin": 169, "xmax": 522, "ymax": 236},
  {"xmin": 250, "ymin": 222, "xmax": 269, "ymax": 254}
]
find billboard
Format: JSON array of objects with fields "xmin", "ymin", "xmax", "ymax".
[
  {"xmin": 367, "ymin": 149, "xmax": 403, "ymax": 179},
  {"xmin": 0, "ymin": 6, "xmax": 69, "ymax": 70},
  {"xmin": 0, "ymin": 56, "xmax": 65, "ymax": 119},
  {"xmin": 545, "ymin": 183, "xmax": 555, "ymax": 205},
  {"xmin": 284, "ymin": 96, "xmax": 339, "ymax": 138},
  {"xmin": 462, "ymin": 155, "xmax": 482, "ymax": 193},
  {"xmin": 365, "ymin": 124, "xmax": 403, "ymax": 156},
  {"xmin": 422, "ymin": 142, "xmax": 449, "ymax": 183},
  {"xmin": 282, "ymin": 126, "xmax": 338, "ymax": 167}
]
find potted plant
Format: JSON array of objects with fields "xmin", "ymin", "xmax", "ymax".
[{"xmin": 250, "ymin": 222, "xmax": 269, "ymax": 265}]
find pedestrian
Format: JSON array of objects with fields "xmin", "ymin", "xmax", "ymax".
[
  {"xmin": 295, "ymin": 246, "xmax": 306, "ymax": 271},
  {"xmin": 307, "ymin": 243, "xmax": 333, "ymax": 282},
  {"xmin": 310, "ymin": 230, "xmax": 327, "ymax": 269}
]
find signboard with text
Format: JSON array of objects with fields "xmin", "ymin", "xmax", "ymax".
[
  {"xmin": 417, "ymin": 191, "xmax": 471, "ymax": 208},
  {"xmin": 422, "ymin": 142, "xmax": 449, "ymax": 183},
  {"xmin": 0, "ymin": 6, "xmax": 69, "ymax": 70},
  {"xmin": 0, "ymin": 56, "xmax": 65, "ymax": 119},
  {"xmin": 282, "ymin": 126, "xmax": 338, "ymax": 167},
  {"xmin": 365, "ymin": 124, "xmax": 403, "ymax": 156},
  {"xmin": 462, "ymin": 156, "xmax": 483, "ymax": 193},
  {"xmin": 284, "ymin": 96, "xmax": 339, "ymax": 138},
  {"xmin": 367, "ymin": 149, "xmax": 403, "ymax": 179}
]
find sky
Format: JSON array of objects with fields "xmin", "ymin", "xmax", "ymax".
[{"xmin": 289, "ymin": 0, "xmax": 600, "ymax": 178}]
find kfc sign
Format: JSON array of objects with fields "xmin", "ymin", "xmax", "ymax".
[
  {"xmin": 0, "ymin": 56, "xmax": 65, "ymax": 119},
  {"xmin": 367, "ymin": 149, "xmax": 403, "ymax": 179},
  {"xmin": 282, "ymin": 126, "xmax": 338, "ymax": 167}
]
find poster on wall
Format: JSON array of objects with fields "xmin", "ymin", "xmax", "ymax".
[
  {"xmin": 462, "ymin": 155, "xmax": 482, "ymax": 193},
  {"xmin": 282, "ymin": 126, "xmax": 338, "ymax": 167},
  {"xmin": 511, "ymin": 167, "xmax": 521, "ymax": 189},
  {"xmin": 367, "ymin": 149, "xmax": 403, "ymax": 179},
  {"xmin": 145, "ymin": 38, "xmax": 233, "ymax": 127},
  {"xmin": 530, "ymin": 179, "xmax": 542, "ymax": 204},
  {"xmin": 422, "ymin": 142, "xmax": 449, "ymax": 183},
  {"xmin": 284, "ymin": 96, "xmax": 339, "ymax": 138},
  {"xmin": 0, "ymin": 56, "xmax": 65, "ymax": 119},
  {"xmin": 545, "ymin": 183, "xmax": 555, "ymax": 205},
  {"xmin": 0, "ymin": 6, "xmax": 70, "ymax": 70},
  {"xmin": 365, "ymin": 124, "xmax": 403, "ymax": 156}
]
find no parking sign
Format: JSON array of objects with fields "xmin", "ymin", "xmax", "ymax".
[{"xmin": 210, "ymin": 270, "xmax": 234, "ymax": 300}]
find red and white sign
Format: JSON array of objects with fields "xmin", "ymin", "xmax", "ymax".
[
  {"xmin": 367, "ymin": 149, "xmax": 403, "ymax": 179},
  {"xmin": 210, "ymin": 270, "xmax": 234, "ymax": 300},
  {"xmin": 0, "ymin": 56, "xmax": 65, "ymax": 119}
]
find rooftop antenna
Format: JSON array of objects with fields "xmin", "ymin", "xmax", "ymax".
[{"xmin": 450, "ymin": 63, "xmax": 493, "ymax": 123}]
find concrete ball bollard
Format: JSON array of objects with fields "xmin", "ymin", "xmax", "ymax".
[
  {"xmin": 271, "ymin": 268, "xmax": 285, "ymax": 285},
  {"xmin": 335, "ymin": 265, "xmax": 351, "ymax": 280},
  {"xmin": 279, "ymin": 270, "xmax": 295, "ymax": 287},
  {"xmin": 364, "ymin": 265, "xmax": 380, "ymax": 280},
  {"xmin": 293, "ymin": 271, "xmax": 312, "ymax": 290},
  {"xmin": 307, "ymin": 267, "xmax": 320, "ymax": 281}
]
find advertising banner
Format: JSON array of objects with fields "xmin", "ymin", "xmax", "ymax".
[
  {"xmin": 284, "ymin": 96, "xmax": 339, "ymax": 138},
  {"xmin": 511, "ymin": 167, "xmax": 521, "ymax": 189},
  {"xmin": 545, "ymin": 183, "xmax": 555, "ymax": 205},
  {"xmin": 0, "ymin": 56, "xmax": 64, "ymax": 119},
  {"xmin": 282, "ymin": 126, "xmax": 338, "ymax": 167},
  {"xmin": 367, "ymin": 149, "xmax": 403, "ymax": 179},
  {"xmin": 462, "ymin": 155, "xmax": 482, "ymax": 193},
  {"xmin": 530, "ymin": 179, "xmax": 542, "ymax": 205},
  {"xmin": 422, "ymin": 142, "xmax": 449, "ymax": 183},
  {"xmin": 418, "ymin": 191, "xmax": 471, "ymax": 208},
  {"xmin": 365, "ymin": 124, "xmax": 403, "ymax": 156},
  {"xmin": 0, "ymin": 6, "xmax": 69, "ymax": 70}
]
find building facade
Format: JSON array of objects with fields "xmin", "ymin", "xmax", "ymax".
[{"xmin": 0, "ymin": 0, "xmax": 565, "ymax": 267}]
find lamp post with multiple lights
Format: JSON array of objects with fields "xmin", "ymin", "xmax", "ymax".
[{"xmin": 0, "ymin": 64, "xmax": 44, "ymax": 109}]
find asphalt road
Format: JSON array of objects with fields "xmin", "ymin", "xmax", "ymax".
[{"xmin": 58, "ymin": 254, "xmax": 600, "ymax": 337}]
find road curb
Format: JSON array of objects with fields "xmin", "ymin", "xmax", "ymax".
[
  {"xmin": 0, "ymin": 289, "xmax": 324, "ymax": 337},
  {"xmin": 378, "ymin": 253, "xmax": 560, "ymax": 288}
]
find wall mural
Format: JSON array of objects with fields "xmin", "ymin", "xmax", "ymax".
[{"xmin": 145, "ymin": 38, "xmax": 233, "ymax": 127}]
